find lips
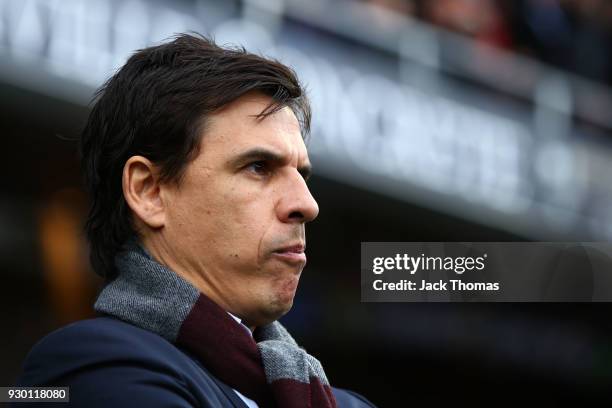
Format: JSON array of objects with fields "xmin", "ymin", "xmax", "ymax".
[{"xmin": 272, "ymin": 244, "xmax": 307, "ymax": 265}]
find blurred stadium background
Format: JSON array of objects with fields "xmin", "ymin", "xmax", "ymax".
[{"xmin": 2, "ymin": 0, "xmax": 612, "ymax": 405}]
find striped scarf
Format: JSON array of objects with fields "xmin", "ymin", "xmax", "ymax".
[{"xmin": 94, "ymin": 244, "xmax": 337, "ymax": 408}]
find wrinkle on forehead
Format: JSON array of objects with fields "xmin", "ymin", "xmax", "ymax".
[{"xmin": 203, "ymin": 94, "xmax": 309, "ymax": 168}]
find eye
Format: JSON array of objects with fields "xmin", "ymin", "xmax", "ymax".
[{"xmin": 245, "ymin": 161, "xmax": 270, "ymax": 176}]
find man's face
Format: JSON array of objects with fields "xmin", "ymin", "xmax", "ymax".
[{"xmin": 160, "ymin": 93, "xmax": 319, "ymax": 327}]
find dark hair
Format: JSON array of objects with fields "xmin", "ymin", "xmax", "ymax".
[{"xmin": 79, "ymin": 33, "xmax": 311, "ymax": 279}]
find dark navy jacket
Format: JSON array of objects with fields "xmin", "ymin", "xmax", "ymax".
[{"xmin": 16, "ymin": 317, "xmax": 375, "ymax": 407}]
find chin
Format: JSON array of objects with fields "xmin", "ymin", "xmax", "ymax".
[
  {"xmin": 250, "ymin": 277, "xmax": 299, "ymax": 326},
  {"xmin": 276, "ymin": 296, "xmax": 294, "ymax": 315},
  {"xmin": 270, "ymin": 294, "xmax": 295, "ymax": 317},
  {"xmin": 251, "ymin": 294, "xmax": 294, "ymax": 327},
  {"xmin": 276, "ymin": 280, "xmax": 299, "ymax": 310},
  {"xmin": 246, "ymin": 303, "xmax": 292, "ymax": 328}
]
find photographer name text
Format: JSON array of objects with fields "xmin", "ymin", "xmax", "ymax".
[{"xmin": 371, "ymin": 253, "xmax": 500, "ymax": 292}]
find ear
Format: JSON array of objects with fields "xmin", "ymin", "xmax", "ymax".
[{"xmin": 122, "ymin": 156, "xmax": 166, "ymax": 229}]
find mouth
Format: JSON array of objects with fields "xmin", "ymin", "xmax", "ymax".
[{"xmin": 272, "ymin": 244, "xmax": 307, "ymax": 265}]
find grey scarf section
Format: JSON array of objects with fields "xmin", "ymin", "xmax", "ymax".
[
  {"xmin": 94, "ymin": 244, "xmax": 200, "ymax": 342},
  {"xmin": 257, "ymin": 320, "xmax": 330, "ymax": 385},
  {"xmin": 94, "ymin": 244, "xmax": 330, "ymax": 386}
]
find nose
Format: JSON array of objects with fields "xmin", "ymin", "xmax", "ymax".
[{"xmin": 277, "ymin": 171, "xmax": 319, "ymax": 224}]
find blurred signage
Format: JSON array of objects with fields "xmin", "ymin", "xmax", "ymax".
[{"xmin": 1, "ymin": 0, "xmax": 612, "ymax": 240}]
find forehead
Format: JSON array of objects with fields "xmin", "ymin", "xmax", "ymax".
[{"xmin": 202, "ymin": 93, "xmax": 308, "ymax": 162}]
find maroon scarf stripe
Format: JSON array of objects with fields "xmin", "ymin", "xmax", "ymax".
[
  {"xmin": 176, "ymin": 294, "xmax": 275, "ymax": 407},
  {"xmin": 271, "ymin": 377, "xmax": 337, "ymax": 408}
]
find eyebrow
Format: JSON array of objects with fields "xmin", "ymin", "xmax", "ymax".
[{"xmin": 230, "ymin": 147, "xmax": 313, "ymax": 180}]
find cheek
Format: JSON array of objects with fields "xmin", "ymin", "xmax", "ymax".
[
  {"xmin": 166, "ymin": 187, "xmax": 224, "ymax": 251},
  {"xmin": 203, "ymin": 204, "xmax": 268, "ymax": 266},
  {"xmin": 174, "ymin": 176, "xmax": 277, "ymax": 262},
  {"xmin": 219, "ymin": 193, "xmax": 275, "ymax": 254}
]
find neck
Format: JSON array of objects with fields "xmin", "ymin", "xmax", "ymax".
[{"xmin": 140, "ymin": 236, "xmax": 257, "ymax": 330}]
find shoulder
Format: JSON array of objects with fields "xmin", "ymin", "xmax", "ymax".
[
  {"xmin": 17, "ymin": 317, "xmax": 226, "ymax": 407},
  {"xmin": 332, "ymin": 387, "xmax": 378, "ymax": 408},
  {"xmin": 20, "ymin": 317, "xmax": 188, "ymax": 379}
]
